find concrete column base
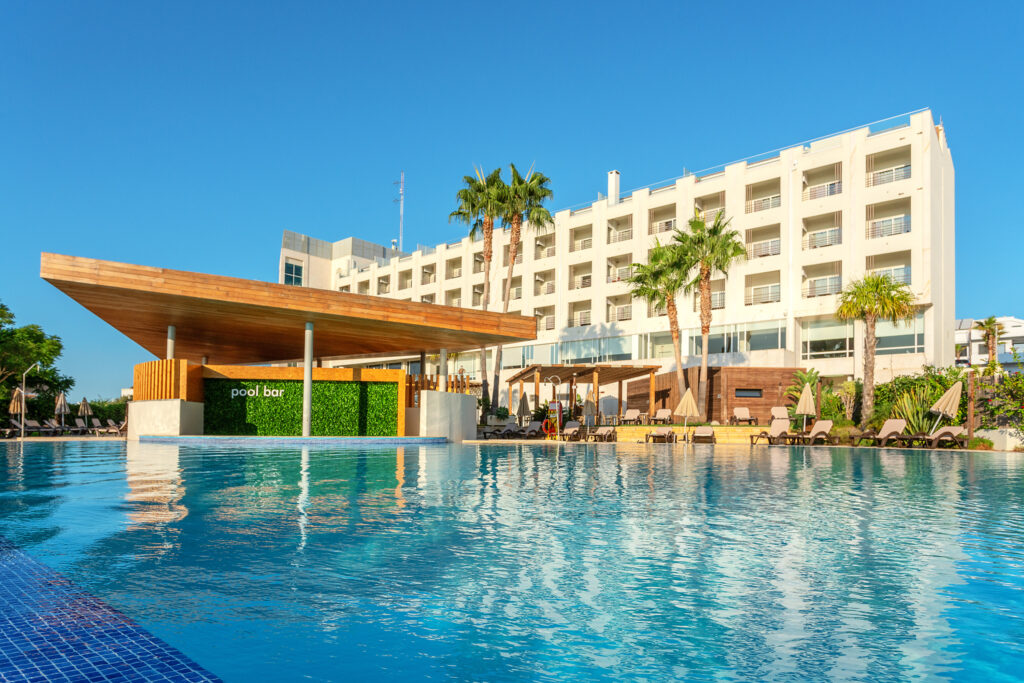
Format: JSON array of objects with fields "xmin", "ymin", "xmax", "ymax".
[
  {"xmin": 127, "ymin": 400, "xmax": 204, "ymax": 440},
  {"xmin": 412, "ymin": 390, "xmax": 476, "ymax": 443}
]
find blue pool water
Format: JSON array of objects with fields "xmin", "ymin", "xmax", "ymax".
[{"xmin": 2, "ymin": 440, "xmax": 1023, "ymax": 682}]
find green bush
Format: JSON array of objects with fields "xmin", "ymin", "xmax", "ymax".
[
  {"xmin": 203, "ymin": 379, "xmax": 397, "ymax": 436},
  {"xmin": 968, "ymin": 436, "xmax": 993, "ymax": 451}
]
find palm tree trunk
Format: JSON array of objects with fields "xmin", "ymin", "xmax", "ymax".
[
  {"xmin": 491, "ymin": 217, "xmax": 521, "ymax": 410},
  {"xmin": 666, "ymin": 296, "xmax": 685, "ymax": 400},
  {"xmin": 988, "ymin": 334, "xmax": 997, "ymax": 363},
  {"xmin": 862, "ymin": 314, "xmax": 877, "ymax": 426},
  {"xmin": 479, "ymin": 219, "xmax": 493, "ymax": 412},
  {"xmin": 697, "ymin": 266, "xmax": 712, "ymax": 417}
]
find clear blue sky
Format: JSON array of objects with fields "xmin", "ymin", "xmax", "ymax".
[{"xmin": 2, "ymin": 0, "xmax": 1021, "ymax": 399}]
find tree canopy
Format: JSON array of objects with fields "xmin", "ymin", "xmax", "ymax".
[{"xmin": 0, "ymin": 300, "xmax": 74, "ymax": 419}]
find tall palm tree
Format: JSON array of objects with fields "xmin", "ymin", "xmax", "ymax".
[
  {"xmin": 490, "ymin": 164, "xmax": 553, "ymax": 410},
  {"xmin": 973, "ymin": 316, "xmax": 1005, "ymax": 367},
  {"xmin": 673, "ymin": 208, "xmax": 745, "ymax": 415},
  {"xmin": 627, "ymin": 243, "xmax": 691, "ymax": 398},
  {"xmin": 835, "ymin": 273, "xmax": 916, "ymax": 425},
  {"xmin": 450, "ymin": 167, "xmax": 505, "ymax": 407}
]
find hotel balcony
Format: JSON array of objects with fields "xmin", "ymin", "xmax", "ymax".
[
  {"xmin": 649, "ymin": 217, "xmax": 676, "ymax": 235},
  {"xmin": 398, "ymin": 269, "xmax": 413, "ymax": 290},
  {"xmin": 568, "ymin": 306, "xmax": 592, "ymax": 328},
  {"xmin": 802, "ymin": 261, "xmax": 842, "ymax": 298},
  {"xmin": 534, "ymin": 270, "xmax": 556, "ymax": 296},
  {"xmin": 607, "ymin": 215, "xmax": 633, "ymax": 244},
  {"xmin": 606, "ymin": 253, "xmax": 633, "ymax": 283},
  {"xmin": 537, "ymin": 315, "xmax": 556, "ymax": 332},
  {"xmin": 500, "ymin": 276, "xmax": 523, "ymax": 302},
  {"xmin": 695, "ymin": 191, "xmax": 725, "ymax": 223},
  {"xmin": 607, "ymin": 296, "xmax": 633, "ymax": 322},
  {"xmin": 648, "ymin": 301, "xmax": 667, "ymax": 318},
  {"xmin": 867, "ymin": 214, "xmax": 911, "ymax": 239},
  {"xmin": 866, "ymin": 145, "xmax": 911, "ymax": 187},
  {"xmin": 693, "ymin": 288, "xmax": 725, "ymax": 312},
  {"xmin": 802, "ymin": 162, "xmax": 842, "ymax": 200},
  {"xmin": 420, "ymin": 266, "xmax": 436, "ymax": 285},
  {"xmin": 608, "ymin": 227, "xmax": 633, "ymax": 244},
  {"xmin": 867, "ymin": 251, "xmax": 912, "ymax": 285},
  {"xmin": 570, "ymin": 225, "xmax": 593, "ymax": 252},
  {"xmin": 445, "ymin": 257, "xmax": 462, "ymax": 280},
  {"xmin": 472, "ymin": 254, "xmax": 486, "ymax": 274},
  {"xmin": 445, "ymin": 289, "xmax": 461, "ymax": 307},
  {"xmin": 420, "ymin": 294, "xmax": 435, "ymax": 304},
  {"xmin": 377, "ymin": 276, "xmax": 390, "ymax": 295},
  {"xmin": 745, "ymin": 179, "xmax": 781, "ymax": 213},
  {"xmin": 569, "ymin": 262, "xmax": 592, "ymax": 290},
  {"xmin": 745, "ymin": 224, "xmax": 781, "ymax": 260},
  {"xmin": 535, "ymin": 235, "xmax": 556, "ymax": 260},
  {"xmin": 745, "ymin": 284, "xmax": 781, "ymax": 305},
  {"xmin": 502, "ymin": 247, "xmax": 523, "ymax": 267},
  {"xmin": 804, "ymin": 227, "xmax": 842, "ymax": 250},
  {"xmin": 649, "ymin": 204, "xmax": 676, "ymax": 235},
  {"xmin": 357, "ymin": 281, "xmax": 370, "ymax": 295}
]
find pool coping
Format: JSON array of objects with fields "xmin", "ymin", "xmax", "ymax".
[{"xmin": 140, "ymin": 436, "xmax": 448, "ymax": 446}]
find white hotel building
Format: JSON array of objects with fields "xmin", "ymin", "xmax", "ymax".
[{"xmin": 279, "ymin": 110, "xmax": 955, "ymax": 405}]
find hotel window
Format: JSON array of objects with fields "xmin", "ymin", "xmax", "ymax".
[
  {"xmin": 801, "ymin": 319, "xmax": 854, "ymax": 359},
  {"xmin": 735, "ymin": 389, "xmax": 763, "ymax": 398},
  {"xmin": 687, "ymin": 321, "xmax": 786, "ymax": 355},
  {"xmin": 877, "ymin": 312, "xmax": 925, "ymax": 355},
  {"xmin": 645, "ymin": 332, "xmax": 675, "ymax": 359},
  {"xmin": 284, "ymin": 259, "xmax": 303, "ymax": 286}
]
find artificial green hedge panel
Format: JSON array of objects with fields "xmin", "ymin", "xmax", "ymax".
[{"xmin": 203, "ymin": 379, "xmax": 398, "ymax": 436}]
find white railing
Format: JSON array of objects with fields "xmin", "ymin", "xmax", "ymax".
[
  {"xmin": 872, "ymin": 266, "xmax": 911, "ymax": 285},
  {"xmin": 447, "ymin": 298, "xmax": 462, "ymax": 307},
  {"xmin": 447, "ymin": 267, "xmax": 462, "ymax": 279},
  {"xmin": 648, "ymin": 302, "xmax": 667, "ymax": 317},
  {"xmin": 745, "ymin": 284, "xmax": 781, "ymax": 305},
  {"xmin": 398, "ymin": 279, "xmax": 412, "ymax": 290},
  {"xmin": 607, "ymin": 266, "xmax": 632, "ymax": 283},
  {"xmin": 610, "ymin": 305, "xmax": 633, "ymax": 322},
  {"xmin": 378, "ymin": 284, "xmax": 390, "ymax": 294},
  {"xmin": 537, "ymin": 246, "xmax": 556, "ymax": 259},
  {"xmin": 649, "ymin": 218, "xmax": 676, "ymax": 234},
  {"xmin": 421, "ymin": 273, "xmax": 436, "ymax": 284},
  {"xmin": 538, "ymin": 316, "xmax": 555, "ymax": 332},
  {"xmin": 745, "ymin": 238, "xmax": 781, "ymax": 259},
  {"xmin": 694, "ymin": 291, "xmax": 725, "ymax": 311},
  {"xmin": 510, "ymin": 286, "xmax": 522, "ymax": 300},
  {"xmin": 745, "ymin": 195, "xmax": 781, "ymax": 213},
  {"xmin": 803, "ymin": 227, "xmax": 841, "ymax": 250},
  {"xmin": 473, "ymin": 261, "xmax": 485, "ymax": 273},
  {"xmin": 699, "ymin": 207, "xmax": 725, "ymax": 222},
  {"xmin": 867, "ymin": 164, "xmax": 911, "ymax": 187},
  {"xmin": 504, "ymin": 253, "xmax": 523, "ymax": 266},
  {"xmin": 570, "ymin": 237, "xmax": 593, "ymax": 252},
  {"xmin": 802, "ymin": 180, "xmax": 842, "ymax": 200},
  {"xmin": 537, "ymin": 281, "xmax": 555, "ymax": 295},
  {"xmin": 866, "ymin": 215, "xmax": 911, "ymax": 239},
  {"xmin": 568, "ymin": 310, "xmax": 592, "ymax": 327},
  {"xmin": 803, "ymin": 276, "xmax": 842, "ymax": 298},
  {"xmin": 608, "ymin": 228, "xmax": 633, "ymax": 244},
  {"xmin": 571, "ymin": 274, "xmax": 592, "ymax": 289}
]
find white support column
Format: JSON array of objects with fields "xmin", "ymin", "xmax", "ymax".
[
  {"xmin": 439, "ymin": 348, "xmax": 448, "ymax": 391},
  {"xmin": 166, "ymin": 325, "xmax": 176, "ymax": 359},
  {"xmin": 302, "ymin": 322, "xmax": 314, "ymax": 437}
]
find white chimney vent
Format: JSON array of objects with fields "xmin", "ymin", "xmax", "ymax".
[{"xmin": 607, "ymin": 170, "xmax": 620, "ymax": 205}]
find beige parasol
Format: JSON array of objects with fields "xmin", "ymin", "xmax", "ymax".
[
  {"xmin": 78, "ymin": 397, "xmax": 93, "ymax": 419},
  {"xmin": 9, "ymin": 387, "xmax": 26, "ymax": 416},
  {"xmin": 582, "ymin": 390, "xmax": 597, "ymax": 426},
  {"xmin": 795, "ymin": 383, "xmax": 815, "ymax": 431},
  {"xmin": 516, "ymin": 392, "xmax": 532, "ymax": 426},
  {"xmin": 55, "ymin": 392, "xmax": 70, "ymax": 429},
  {"xmin": 674, "ymin": 388, "xmax": 700, "ymax": 431},
  {"xmin": 928, "ymin": 381, "xmax": 963, "ymax": 434}
]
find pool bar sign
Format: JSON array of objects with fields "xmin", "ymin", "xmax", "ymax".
[{"xmin": 231, "ymin": 385, "xmax": 285, "ymax": 399}]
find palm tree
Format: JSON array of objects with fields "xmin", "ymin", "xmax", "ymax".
[
  {"xmin": 450, "ymin": 167, "xmax": 505, "ymax": 408},
  {"xmin": 835, "ymin": 273, "xmax": 916, "ymax": 425},
  {"xmin": 490, "ymin": 164, "xmax": 553, "ymax": 410},
  {"xmin": 627, "ymin": 243, "xmax": 691, "ymax": 398},
  {"xmin": 673, "ymin": 208, "xmax": 746, "ymax": 415},
  {"xmin": 973, "ymin": 316, "xmax": 1005, "ymax": 367}
]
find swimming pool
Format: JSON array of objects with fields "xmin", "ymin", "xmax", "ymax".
[{"xmin": 2, "ymin": 440, "xmax": 1023, "ymax": 681}]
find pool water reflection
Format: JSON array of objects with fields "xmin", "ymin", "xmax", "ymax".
[{"xmin": 1, "ymin": 440, "xmax": 1023, "ymax": 681}]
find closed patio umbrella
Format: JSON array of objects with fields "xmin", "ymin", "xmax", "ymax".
[
  {"xmin": 928, "ymin": 381, "xmax": 963, "ymax": 435},
  {"xmin": 516, "ymin": 392, "xmax": 532, "ymax": 426},
  {"xmin": 78, "ymin": 397, "xmax": 93, "ymax": 419},
  {"xmin": 9, "ymin": 387, "xmax": 26, "ymax": 416},
  {"xmin": 55, "ymin": 392, "xmax": 70, "ymax": 429},
  {"xmin": 674, "ymin": 388, "xmax": 700, "ymax": 431},
  {"xmin": 795, "ymin": 383, "xmax": 815, "ymax": 431},
  {"xmin": 582, "ymin": 390, "xmax": 596, "ymax": 426}
]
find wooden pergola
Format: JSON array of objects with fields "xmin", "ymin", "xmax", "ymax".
[{"xmin": 506, "ymin": 363, "xmax": 663, "ymax": 418}]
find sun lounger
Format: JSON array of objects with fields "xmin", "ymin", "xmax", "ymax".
[
  {"xmin": 650, "ymin": 409, "xmax": 673, "ymax": 424},
  {"xmin": 731, "ymin": 407, "xmax": 758, "ymax": 426},
  {"xmin": 519, "ymin": 421, "xmax": 544, "ymax": 439},
  {"xmin": 620, "ymin": 408, "xmax": 642, "ymax": 425},
  {"xmin": 44, "ymin": 419, "xmax": 70, "ymax": 436},
  {"xmin": 106, "ymin": 419, "xmax": 127, "ymax": 436},
  {"xmin": 561, "ymin": 421, "xmax": 582, "ymax": 441},
  {"xmin": 796, "ymin": 419, "xmax": 837, "ymax": 445},
  {"xmin": 690, "ymin": 426, "xmax": 716, "ymax": 444},
  {"xmin": 645, "ymin": 426, "xmax": 678, "ymax": 443},
  {"xmin": 929, "ymin": 425, "xmax": 966, "ymax": 449},
  {"xmin": 588, "ymin": 426, "xmax": 617, "ymax": 442},
  {"xmin": 750, "ymin": 418, "xmax": 798, "ymax": 445},
  {"xmin": 858, "ymin": 419, "xmax": 908, "ymax": 447},
  {"xmin": 24, "ymin": 419, "xmax": 59, "ymax": 436},
  {"xmin": 493, "ymin": 424, "xmax": 523, "ymax": 439},
  {"xmin": 91, "ymin": 417, "xmax": 119, "ymax": 436},
  {"xmin": 770, "ymin": 406, "xmax": 789, "ymax": 421}
]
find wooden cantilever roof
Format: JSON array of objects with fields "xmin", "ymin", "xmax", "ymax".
[
  {"xmin": 505, "ymin": 364, "xmax": 662, "ymax": 386},
  {"xmin": 41, "ymin": 253, "xmax": 537, "ymax": 365}
]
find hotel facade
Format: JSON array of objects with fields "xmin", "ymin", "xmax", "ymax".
[{"xmin": 280, "ymin": 110, "xmax": 955, "ymax": 405}]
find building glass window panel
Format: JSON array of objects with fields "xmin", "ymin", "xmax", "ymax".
[
  {"xmin": 600, "ymin": 335, "xmax": 632, "ymax": 362},
  {"xmin": 284, "ymin": 260, "xmax": 303, "ymax": 286},
  {"xmin": 876, "ymin": 313, "xmax": 925, "ymax": 355},
  {"xmin": 647, "ymin": 332, "xmax": 675, "ymax": 359},
  {"xmin": 735, "ymin": 389, "xmax": 763, "ymax": 398},
  {"xmin": 502, "ymin": 346, "xmax": 526, "ymax": 369},
  {"xmin": 690, "ymin": 331, "xmax": 737, "ymax": 355},
  {"xmin": 743, "ymin": 320, "xmax": 785, "ymax": 352},
  {"xmin": 560, "ymin": 338, "xmax": 600, "ymax": 364},
  {"xmin": 801, "ymin": 319, "xmax": 854, "ymax": 359}
]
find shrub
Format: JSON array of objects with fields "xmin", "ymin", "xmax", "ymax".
[
  {"xmin": 891, "ymin": 387, "xmax": 935, "ymax": 435},
  {"xmin": 968, "ymin": 436, "xmax": 994, "ymax": 451}
]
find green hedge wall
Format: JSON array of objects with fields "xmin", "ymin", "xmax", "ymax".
[{"xmin": 203, "ymin": 379, "xmax": 398, "ymax": 436}]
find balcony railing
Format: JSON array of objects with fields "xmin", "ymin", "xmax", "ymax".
[
  {"xmin": 571, "ymin": 274, "xmax": 592, "ymax": 289},
  {"xmin": 447, "ymin": 298, "xmax": 462, "ymax": 307},
  {"xmin": 568, "ymin": 311, "xmax": 592, "ymax": 328},
  {"xmin": 537, "ymin": 246, "xmax": 556, "ymax": 259},
  {"xmin": 378, "ymin": 285, "xmax": 390, "ymax": 294},
  {"xmin": 699, "ymin": 207, "xmax": 725, "ymax": 222},
  {"xmin": 872, "ymin": 266, "xmax": 911, "ymax": 285},
  {"xmin": 536, "ymin": 281, "xmax": 555, "ymax": 295},
  {"xmin": 503, "ymin": 253, "xmax": 523, "ymax": 266},
  {"xmin": 421, "ymin": 272, "xmax": 436, "ymax": 284},
  {"xmin": 399, "ymin": 279, "xmax": 412, "ymax": 290},
  {"xmin": 607, "ymin": 266, "xmax": 632, "ymax": 283},
  {"xmin": 802, "ymin": 181, "xmax": 842, "ymax": 200},
  {"xmin": 649, "ymin": 218, "xmax": 676, "ymax": 234},
  {"xmin": 803, "ymin": 227, "xmax": 841, "ymax": 250},
  {"xmin": 570, "ymin": 238, "xmax": 593, "ymax": 252},
  {"xmin": 609, "ymin": 305, "xmax": 633, "ymax": 322},
  {"xmin": 867, "ymin": 164, "xmax": 911, "ymax": 187},
  {"xmin": 510, "ymin": 286, "xmax": 522, "ymax": 300},
  {"xmin": 803, "ymin": 276, "xmax": 842, "ymax": 298},
  {"xmin": 538, "ymin": 316, "xmax": 555, "ymax": 332},
  {"xmin": 746, "ymin": 238, "xmax": 781, "ymax": 259},
  {"xmin": 745, "ymin": 284, "xmax": 781, "ymax": 305},
  {"xmin": 745, "ymin": 195, "xmax": 781, "ymax": 213},
  {"xmin": 608, "ymin": 228, "xmax": 633, "ymax": 244},
  {"xmin": 648, "ymin": 302, "xmax": 667, "ymax": 317},
  {"xmin": 866, "ymin": 215, "xmax": 911, "ymax": 239},
  {"xmin": 473, "ymin": 261, "xmax": 486, "ymax": 273},
  {"xmin": 694, "ymin": 291, "xmax": 725, "ymax": 311}
]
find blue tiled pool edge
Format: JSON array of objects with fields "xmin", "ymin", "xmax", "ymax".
[
  {"xmin": 141, "ymin": 435, "xmax": 447, "ymax": 446},
  {"xmin": 0, "ymin": 536, "xmax": 220, "ymax": 682}
]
